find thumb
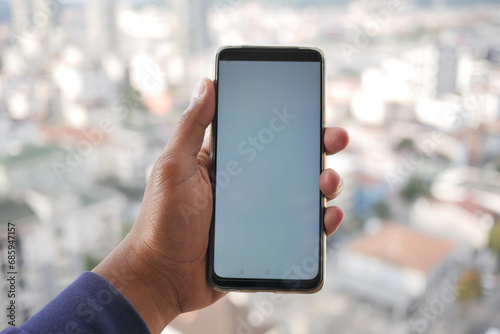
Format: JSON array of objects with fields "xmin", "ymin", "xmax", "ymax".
[{"xmin": 163, "ymin": 78, "xmax": 215, "ymax": 171}]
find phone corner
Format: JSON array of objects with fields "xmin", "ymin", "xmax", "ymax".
[
  {"xmin": 310, "ymin": 279, "xmax": 325, "ymax": 294},
  {"xmin": 214, "ymin": 45, "xmax": 241, "ymax": 58},
  {"xmin": 311, "ymin": 46, "xmax": 326, "ymax": 61}
]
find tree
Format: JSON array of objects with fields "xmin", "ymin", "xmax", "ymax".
[
  {"xmin": 372, "ymin": 200, "xmax": 391, "ymax": 219},
  {"xmin": 84, "ymin": 253, "xmax": 102, "ymax": 271},
  {"xmin": 396, "ymin": 138, "xmax": 414, "ymax": 151},
  {"xmin": 400, "ymin": 177, "xmax": 430, "ymax": 202},
  {"xmin": 456, "ymin": 268, "xmax": 482, "ymax": 304},
  {"xmin": 119, "ymin": 85, "xmax": 149, "ymax": 126},
  {"xmin": 488, "ymin": 223, "xmax": 500, "ymax": 255},
  {"xmin": 488, "ymin": 223, "xmax": 500, "ymax": 272}
]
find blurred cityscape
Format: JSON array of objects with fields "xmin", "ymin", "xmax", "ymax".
[{"xmin": 0, "ymin": 0, "xmax": 499, "ymax": 333}]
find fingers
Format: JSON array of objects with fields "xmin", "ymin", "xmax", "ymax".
[
  {"xmin": 163, "ymin": 78, "xmax": 215, "ymax": 172},
  {"xmin": 319, "ymin": 168, "xmax": 343, "ymax": 200},
  {"xmin": 322, "ymin": 127, "xmax": 348, "ymax": 237},
  {"xmin": 324, "ymin": 127, "xmax": 349, "ymax": 155},
  {"xmin": 324, "ymin": 206, "xmax": 344, "ymax": 237}
]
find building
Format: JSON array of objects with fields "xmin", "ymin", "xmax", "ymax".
[
  {"xmin": 85, "ymin": 0, "xmax": 118, "ymax": 60},
  {"xmin": 172, "ymin": 0, "xmax": 211, "ymax": 86},
  {"xmin": 457, "ymin": 55, "xmax": 491, "ymax": 95},
  {"xmin": 337, "ymin": 223, "xmax": 455, "ymax": 318},
  {"xmin": 436, "ymin": 46, "xmax": 458, "ymax": 97},
  {"xmin": 9, "ymin": 0, "xmax": 55, "ymax": 52},
  {"xmin": 31, "ymin": 0, "xmax": 54, "ymax": 42},
  {"xmin": 0, "ymin": 185, "xmax": 126, "ymax": 323},
  {"xmin": 410, "ymin": 198, "xmax": 495, "ymax": 249},
  {"xmin": 0, "ymin": 200, "xmax": 38, "ymax": 328},
  {"xmin": 174, "ymin": 0, "xmax": 210, "ymax": 56},
  {"xmin": 9, "ymin": 0, "xmax": 31, "ymax": 43},
  {"xmin": 403, "ymin": 45, "xmax": 458, "ymax": 100},
  {"xmin": 0, "ymin": 139, "xmax": 127, "ymax": 322},
  {"xmin": 485, "ymin": 328, "xmax": 500, "ymax": 334},
  {"xmin": 0, "ymin": 144, "xmax": 69, "ymax": 199},
  {"xmin": 431, "ymin": 166, "xmax": 500, "ymax": 216}
]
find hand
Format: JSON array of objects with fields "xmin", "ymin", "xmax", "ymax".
[{"xmin": 93, "ymin": 78, "xmax": 349, "ymax": 333}]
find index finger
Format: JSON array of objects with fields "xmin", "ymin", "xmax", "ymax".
[{"xmin": 324, "ymin": 127, "xmax": 349, "ymax": 155}]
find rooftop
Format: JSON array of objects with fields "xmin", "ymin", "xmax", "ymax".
[
  {"xmin": 39, "ymin": 123, "xmax": 110, "ymax": 146},
  {"xmin": 0, "ymin": 200, "xmax": 36, "ymax": 225},
  {"xmin": 347, "ymin": 223, "xmax": 454, "ymax": 273},
  {"xmin": 0, "ymin": 145, "xmax": 66, "ymax": 167}
]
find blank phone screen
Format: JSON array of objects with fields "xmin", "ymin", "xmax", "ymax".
[{"xmin": 214, "ymin": 59, "xmax": 322, "ymax": 280}]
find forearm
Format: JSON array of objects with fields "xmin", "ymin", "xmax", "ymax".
[{"xmin": 1, "ymin": 271, "xmax": 150, "ymax": 334}]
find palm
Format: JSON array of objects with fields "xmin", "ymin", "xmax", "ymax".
[{"xmin": 138, "ymin": 142, "xmax": 224, "ymax": 314}]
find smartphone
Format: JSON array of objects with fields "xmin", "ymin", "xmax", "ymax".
[{"xmin": 208, "ymin": 46, "xmax": 325, "ymax": 292}]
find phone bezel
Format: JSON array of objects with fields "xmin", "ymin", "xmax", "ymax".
[{"xmin": 208, "ymin": 46, "xmax": 326, "ymax": 293}]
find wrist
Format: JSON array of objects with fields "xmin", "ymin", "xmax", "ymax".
[{"xmin": 93, "ymin": 233, "xmax": 181, "ymax": 333}]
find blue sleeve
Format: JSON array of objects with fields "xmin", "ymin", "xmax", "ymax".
[{"xmin": 1, "ymin": 272, "xmax": 151, "ymax": 334}]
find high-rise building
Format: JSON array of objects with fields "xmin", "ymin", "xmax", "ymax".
[
  {"xmin": 172, "ymin": 0, "xmax": 211, "ymax": 86},
  {"xmin": 436, "ymin": 46, "xmax": 458, "ymax": 96},
  {"xmin": 10, "ymin": 0, "xmax": 31, "ymax": 41},
  {"xmin": 85, "ymin": 0, "xmax": 118, "ymax": 61},
  {"xmin": 173, "ymin": 0, "xmax": 211, "ymax": 56},
  {"xmin": 10, "ymin": 0, "xmax": 55, "ymax": 44},
  {"xmin": 403, "ymin": 45, "xmax": 458, "ymax": 99},
  {"xmin": 31, "ymin": 0, "xmax": 54, "ymax": 42}
]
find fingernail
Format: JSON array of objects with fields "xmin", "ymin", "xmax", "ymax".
[
  {"xmin": 335, "ymin": 177, "xmax": 344, "ymax": 196},
  {"xmin": 194, "ymin": 79, "xmax": 205, "ymax": 98}
]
